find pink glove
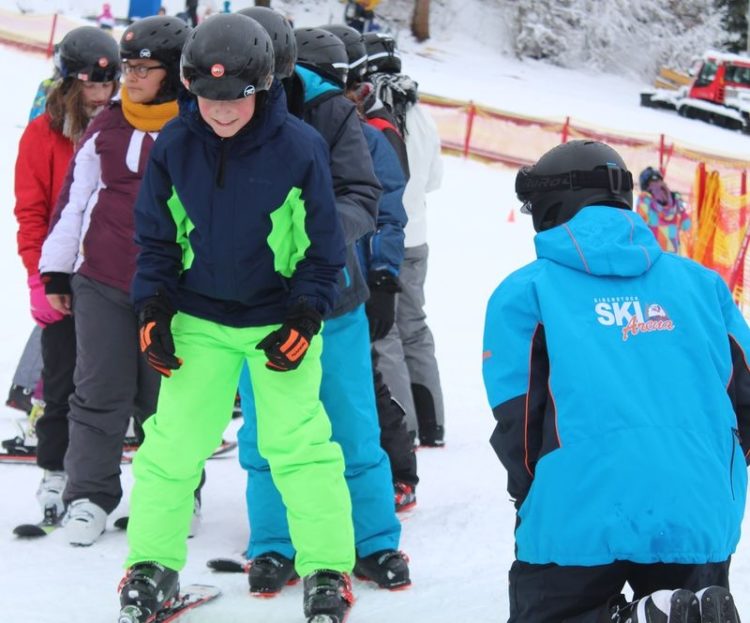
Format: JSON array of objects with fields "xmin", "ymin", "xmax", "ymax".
[{"xmin": 28, "ymin": 273, "xmax": 64, "ymax": 327}]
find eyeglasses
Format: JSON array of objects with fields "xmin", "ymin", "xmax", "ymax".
[{"xmin": 122, "ymin": 62, "xmax": 166, "ymax": 79}]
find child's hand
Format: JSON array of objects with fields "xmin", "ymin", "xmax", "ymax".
[
  {"xmin": 139, "ymin": 295, "xmax": 182, "ymax": 377},
  {"xmin": 256, "ymin": 305, "xmax": 322, "ymax": 372}
]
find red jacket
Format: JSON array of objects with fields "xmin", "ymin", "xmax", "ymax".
[{"xmin": 14, "ymin": 113, "xmax": 73, "ymax": 277}]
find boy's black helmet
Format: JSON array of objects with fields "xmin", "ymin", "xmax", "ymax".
[
  {"xmin": 363, "ymin": 32, "xmax": 401, "ymax": 75},
  {"xmin": 237, "ymin": 7, "xmax": 296, "ymax": 79},
  {"xmin": 58, "ymin": 26, "xmax": 121, "ymax": 82},
  {"xmin": 515, "ymin": 140, "xmax": 634, "ymax": 232},
  {"xmin": 294, "ymin": 27, "xmax": 349, "ymax": 87},
  {"xmin": 320, "ymin": 24, "xmax": 367, "ymax": 86},
  {"xmin": 181, "ymin": 14, "xmax": 274, "ymax": 100}
]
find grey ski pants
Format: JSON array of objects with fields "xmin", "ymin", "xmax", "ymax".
[
  {"xmin": 64, "ymin": 275, "xmax": 160, "ymax": 513},
  {"xmin": 373, "ymin": 243, "xmax": 444, "ymax": 437}
]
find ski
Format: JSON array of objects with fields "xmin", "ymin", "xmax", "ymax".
[
  {"xmin": 0, "ymin": 452, "xmax": 132, "ymax": 465},
  {"xmin": 13, "ymin": 507, "xmax": 62, "ymax": 538},
  {"xmin": 206, "ymin": 557, "xmax": 248, "ymax": 573},
  {"xmin": 118, "ymin": 584, "xmax": 221, "ymax": 623}
]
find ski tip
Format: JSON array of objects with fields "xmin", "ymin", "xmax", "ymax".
[
  {"xmin": 206, "ymin": 558, "xmax": 246, "ymax": 573},
  {"xmin": 114, "ymin": 516, "xmax": 129, "ymax": 530},
  {"xmin": 13, "ymin": 523, "xmax": 53, "ymax": 538}
]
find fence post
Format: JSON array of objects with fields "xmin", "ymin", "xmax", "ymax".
[
  {"xmin": 742, "ymin": 170, "xmax": 747, "ymax": 197},
  {"xmin": 658, "ymin": 134, "xmax": 665, "ymax": 174},
  {"xmin": 462, "ymin": 101, "xmax": 476, "ymax": 159},
  {"xmin": 46, "ymin": 12, "xmax": 58, "ymax": 58},
  {"xmin": 561, "ymin": 116, "xmax": 570, "ymax": 143}
]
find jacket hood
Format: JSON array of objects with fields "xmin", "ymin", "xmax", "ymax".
[
  {"xmin": 534, "ymin": 206, "xmax": 662, "ymax": 277},
  {"xmin": 295, "ymin": 65, "xmax": 342, "ymax": 103},
  {"xmin": 178, "ymin": 79, "xmax": 288, "ymax": 149}
]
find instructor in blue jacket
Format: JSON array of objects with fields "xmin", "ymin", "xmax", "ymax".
[{"xmin": 483, "ymin": 140, "xmax": 749, "ymax": 623}]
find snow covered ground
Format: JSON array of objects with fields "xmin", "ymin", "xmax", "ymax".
[{"xmin": 0, "ymin": 3, "xmax": 749, "ymax": 621}]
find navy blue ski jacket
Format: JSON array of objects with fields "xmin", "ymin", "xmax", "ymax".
[
  {"xmin": 132, "ymin": 81, "xmax": 345, "ymax": 327},
  {"xmin": 357, "ymin": 122, "xmax": 407, "ymax": 276}
]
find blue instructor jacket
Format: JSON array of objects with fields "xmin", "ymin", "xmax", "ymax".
[{"xmin": 483, "ymin": 206, "xmax": 750, "ymax": 566}]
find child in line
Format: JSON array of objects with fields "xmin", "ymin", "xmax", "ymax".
[{"xmin": 118, "ymin": 14, "xmax": 355, "ymax": 623}]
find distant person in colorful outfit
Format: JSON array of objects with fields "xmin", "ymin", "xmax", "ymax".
[{"xmin": 636, "ymin": 166, "xmax": 691, "ymax": 254}]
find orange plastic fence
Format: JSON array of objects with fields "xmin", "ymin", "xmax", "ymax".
[{"xmin": 419, "ymin": 93, "xmax": 749, "ymax": 204}]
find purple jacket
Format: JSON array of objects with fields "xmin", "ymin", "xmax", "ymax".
[{"xmin": 39, "ymin": 101, "xmax": 159, "ymax": 293}]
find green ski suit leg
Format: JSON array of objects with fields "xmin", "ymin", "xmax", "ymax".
[{"xmin": 125, "ymin": 313, "xmax": 354, "ymax": 576}]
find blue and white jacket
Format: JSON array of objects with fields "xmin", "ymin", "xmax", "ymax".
[{"xmin": 483, "ymin": 206, "xmax": 750, "ymax": 566}]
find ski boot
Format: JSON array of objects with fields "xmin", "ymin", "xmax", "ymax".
[
  {"xmin": 64, "ymin": 499, "xmax": 107, "ymax": 546},
  {"xmin": 696, "ymin": 586, "xmax": 740, "ymax": 623},
  {"xmin": 6, "ymin": 383, "xmax": 33, "ymax": 413},
  {"xmin": 353, "ymin": 549, "xmax": 411, "ymax": 590},
  {"xmin": 303, "ymin": 570, "xmax": 354, "ymax": 623},
  {"xmin": 118, "ymin": 562, "xmax": 179, "ymax": 623},
  {"xmin": 612, "ymin": 588, "xmax": 700, "ymax": 622},
  {"xmin": 248, "ymin": 552, "xmax": 299, "ymax": 596},
  {"xmin": 36, "ymin": 470, "xmax": 67, "ymax": 523},
  {"xmin": 394, "ymin": 482, "xmax": 416, "ymax": 512}
]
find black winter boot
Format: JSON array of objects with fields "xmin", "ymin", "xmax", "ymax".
[
  {"xmin": 695, "ymin": 586, "xmax": 740, "ymax": 623},
  {"xmin": 248, "ymin": 552, "xmax": 299, "ymax": 596},
  {"xmin": 611, "ymin": 589, "xmax": 700, "ymax": 623},
  {"xmin": 118, "ymin": 562, "xmax": 179, "ymax": 623},
  {"xmin": 353, "ymin": 549, "xmax": 410, "ymax": 589},
  {"xmin": 303, "ymin": 570, "xmax": 354, "ymax": 623}
]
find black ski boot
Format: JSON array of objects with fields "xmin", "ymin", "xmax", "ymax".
[
  {"xmin": 611, "ymin": 589, "xmax": 700, "ymax": 623},
  {"xmin": 696, "ymin": 586, "xmax": 740, "ymax": 623},
  {"xmin": 353, "ymin": 549, "xmax": 411, "ymax": 590},
  {"xmin": 118, "ymin": 562, "xmax": 179, "ymax": 623},
  {"xmin": 303, "ymin": 570, "xmax": 354, "ymax": 623},
  {"xmin": 248, "ymin": 552, "xmax": 299, "ymax": 596}
]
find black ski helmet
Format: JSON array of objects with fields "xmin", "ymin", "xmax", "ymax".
[
  {"xmin": 121, "ymin": 16, "xmax": 191, "ymax": 101},
  {"xmin": 294, "ymin": 27, "xmax": 349, "ymax": 87},
  {"xmin": 515, "ymin": 140, "xmax": 634, "ymax": 232},
  {"xmin": 57, "ymin": 26, "xmax": 120, "ymax": 82},
  {"xmin": 363, "ymin": 32, "xmax": 401, "ymax": 75},
  {"xmin": 181, "ymin": 14, "xmax": 274, "ymax": 100},
  {"xmin": 237, "ymin": 7, "xmax": 296, "ymax": 79},
  {"xmin": 320, "ymin": 24, "xmax": 367, "ymax": 87}
]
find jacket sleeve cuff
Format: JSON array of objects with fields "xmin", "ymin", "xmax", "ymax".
[{"xmin": 41, "ymin": 272, "xmax": 72, "ymax": 295}]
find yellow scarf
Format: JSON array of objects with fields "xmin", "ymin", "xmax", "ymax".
[{"xmin": 121, "ymin": 86, "xmax": 178, "ymax": 132}]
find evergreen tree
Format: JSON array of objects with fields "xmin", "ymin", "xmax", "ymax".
[{"xmin": 717, "ymin": 0, "xmax": 748, "ymax": 52}]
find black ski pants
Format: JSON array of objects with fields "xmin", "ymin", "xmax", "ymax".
[
  {"xmin": 37, "ymin": 315, "xmax": 76, "ymax": 471},
  {"xmin": 508, "ymin": 558, "xmax": 731, "ymax": 623},
  {"xmin": 372, "ymin": 348, "xmax": 418, "ymax": 487}
]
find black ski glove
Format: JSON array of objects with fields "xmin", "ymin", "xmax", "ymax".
[
  {"xmin": 138, "ymin": 294, "xmax": 182, "ymax": 377},
  {"xmin": 256, "ymin": 304, "xmax": 322, "ymax": 372},
  {"xmin": 365, "ymin": 270, "xmax": 401, "ymax": 341}
]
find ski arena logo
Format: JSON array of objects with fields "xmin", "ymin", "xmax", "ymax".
[{"xmin": 594, "ymin": 297, "xmax": 675, "ymax": 341}]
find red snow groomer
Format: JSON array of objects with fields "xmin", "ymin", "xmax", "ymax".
[{"xmin": 640, "ymin": 50, "xmax": 750, "ymax": 133}]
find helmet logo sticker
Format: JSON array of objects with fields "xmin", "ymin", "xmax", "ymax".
[
  {"xmin": 243, "ymin": 85, "xmax": 255, "ymax": 97},
  {"xmin": 211, "ymin": 63, "xmax": 225, "ymax": 78},
  {"xmin": 139, "ymin": 49, "xmax": 152, "ymax": 58},
  {"xmin": 98, "ymin": 57, "xmax": 109, "ymax": 68},
  {"xmin": 125, "ymin": 31, "xmax": 135, "ymax": 41}
]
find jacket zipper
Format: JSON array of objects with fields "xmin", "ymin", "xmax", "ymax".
[{"xmin": 730, "ymin": 427, "xmax": 740, "ymax": 500}]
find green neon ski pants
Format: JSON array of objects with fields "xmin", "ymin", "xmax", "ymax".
[{"xmin": 125, "ymin": 313, "xmax": 354, "ymax": 577}]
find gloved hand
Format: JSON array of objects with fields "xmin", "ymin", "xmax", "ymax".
[
  {"xmin": 41, "ymin": 271, "xmax": 73, "ymax": 318},
  {"xmin": 365, "ymin": 270, "xmax": 401, "ymax": 341},
  {"xmin": 138, "ymin": 294, "xmax": 182, "ymax": 377},
  {"xmin": 29, "ymin": 273, "xmax": 65, "ymax": 327},
  {"xmin": 256, "ymin": 304, "xmax": 322, "ymax": 372}
]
